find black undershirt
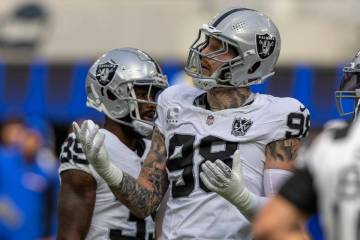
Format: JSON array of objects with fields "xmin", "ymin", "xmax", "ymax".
[{"xmin": 193, "ymin": 92, "xmax": 254, "ymax": 110}]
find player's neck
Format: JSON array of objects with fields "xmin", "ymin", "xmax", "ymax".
[
  {"xmin": 103, "ymin": 117, "xmax": 137, "ymax": 149},
  {"xmin": 206, "ymin": 87, "xmax": 251, "ymax": 111}
]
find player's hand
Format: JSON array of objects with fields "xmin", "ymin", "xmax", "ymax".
[
  {"xmin": 73, "ymin": 120, "xmax": 123, "ymax": 186},
  {"xmin": 200, "ymin": 150, "xmax": 255, "ymax": 217},
  {"xmin": 200, "ymin": 150, "xmax": 246, "ymax": 196}
]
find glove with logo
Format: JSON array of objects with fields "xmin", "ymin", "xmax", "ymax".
[
  {"xmin": 73, "ymin": 120, "xmax": 124, "ymax": 187},
  {"xmin": 200, "ymin": 150, "xmax": 258, "ymax": 220}
]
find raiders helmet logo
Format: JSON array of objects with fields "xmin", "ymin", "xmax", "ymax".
[
  {"xmin": 96, "ymin": 61, "xmax": 118, "ymax": 86},
  {"xmin": 256, "ymin": 34, "xmax": 276, "ymax": 59},
  {"xmin": 231, "ymin": 117, "xmax": 253, "ymax": 136}
]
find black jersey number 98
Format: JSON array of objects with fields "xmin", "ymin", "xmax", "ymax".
[
  {"xmin": 285, "ymin": 113, "xmax": 310, "ymax": 138},
  {"xmin": 166, "ymin": 134, "xmax": 237, "ymax": 198}
]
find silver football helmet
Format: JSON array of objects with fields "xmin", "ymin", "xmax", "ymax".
[
  {"xmin": 335, "ymin": 50, "xmax": 360, "ymax": 118},
  {"xmin": 185, "ymin": 8, "xmax": 281, "ymax": 90},
  {"xmin": 86, "ymin": 48, "xmax": 168, "ymax": 136}
]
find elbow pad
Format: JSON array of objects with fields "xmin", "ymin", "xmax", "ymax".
[{"xmin": 264, "ymin": 169, "xmax": 293, "ymax": 197}]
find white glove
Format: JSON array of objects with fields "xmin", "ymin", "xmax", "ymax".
[
  {"xmin": 73, "ymin": 120, "xmax": 123, "ymax": 187},
  {"xmin": 200, "ymin": 150, "xmax": 256, "ymax": 219}
]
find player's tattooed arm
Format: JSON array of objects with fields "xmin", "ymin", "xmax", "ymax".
[
  {"xmin": 110, "ymin": 127, "xmax": 169, "ymax": 219},
  {"xmin": 264, "ymin": 138, "xmax": 301, "ymax": 170}
]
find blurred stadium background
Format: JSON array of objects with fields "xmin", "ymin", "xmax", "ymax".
[{"xmin": 0, "ymin": 0, "xmax": 359, "ymax": 239}]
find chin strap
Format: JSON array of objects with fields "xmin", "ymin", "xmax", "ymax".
[
  {"xmin": 132, "ymin": 120, "xmax": 153, "ymax": 137},
  {"xmin": 192, "ymin": 77, "xmax": 218, "ymax": 90},
  {"xmin": 193, "ymin": 71, "xmax": 275, "ymax": 91}
]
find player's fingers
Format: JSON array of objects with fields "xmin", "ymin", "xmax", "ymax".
[
  {"xmin": 202, "ymin": 161, "xmax": 224, "ymax": 181},
  {"xmin": 72, "ymin": 122, "xmax": 81, "ymax": 142},
  {"xmin": 200, "ymin": 172, "xmax": 219, "ymax": 192},
  {"xmin": 80, "ymin": 120, "xmax": 90, "ymax": 140},
  {"xmin": 201, "ymin": 163, "xmax": 225, "ymax": 188},
  {"xmin": 204, "ymin": 160, "xmax": 229, "ymax": 182},
  {"xmin": 201, "ymin": 163, "xmax": 217, "ymax": 180},
  {"xmin": 232, "ymin": 150, "xmax": 242, "ymax": 173},
  {"xmin": 87, "ymin": 124, "xmax": 99, "ymax": 143},
  {"xmin": 85, "ymin": 124, "xmax": 99, "ymax": 152},
  {"xmin": 214, "ymin": 159, "xmax": 232, "ymax": 178},
  {"xmin": 91, "ymin": 132, "xmax": 105, "ymax": 158}
]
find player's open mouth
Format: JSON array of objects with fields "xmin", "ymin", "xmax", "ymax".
[
  {"xmin": 142, "ymin": 112, "xmax": 155, "ymax": 121},
  {"xmin": 201, "ymin": 65, "xmax": 211, "ymax": 76},
  {"xmin": 201, "ymin": 64, "xmax": 209, "ymax": 71}
]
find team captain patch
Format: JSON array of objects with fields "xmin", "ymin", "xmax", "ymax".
[
  {"xmin": 256, "ymin": 33, "xmax": 276, "ymax": 59},
  {"xmin": 231, "ymin": 117, "xmax": 253, "ymax": 136}
]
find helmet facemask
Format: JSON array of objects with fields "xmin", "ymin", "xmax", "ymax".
[
  {"xmin": 126, "ymin": 81, "xmax": 166, "ymax": 137},
  {"xmin": 355, "ymin": 98, "xmax": 360, "ymax": 119},
  {"xmin": 185, "ymin": 24, "xmax": 244, "ymax": 90},
  {"xmin": 335, "ymin": 64, "xmax": 360, "ymax": 119}
]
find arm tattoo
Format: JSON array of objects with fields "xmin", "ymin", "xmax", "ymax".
[
  {"xmin": 264, "ymin": 138, "xmax": 301, "ymax": 170},
  {"xmin": 110, "ymin": 128, "xmax": 168, "ymax": 218}
]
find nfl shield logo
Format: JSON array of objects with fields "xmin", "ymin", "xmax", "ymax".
[
  {"xmin": 206, "ymin": 114, "xmax": 214, "ymax": 125},
  {"xmin": 256, "ymin": 34, "xmax": 276, "ymax": 59},
  {"xmin": 96, "ymin": 61, "xmax": 118, "ymax": 86},
  {"xmin": 231, "ymin": 117, "xmax": 253, "ymax": 136}
]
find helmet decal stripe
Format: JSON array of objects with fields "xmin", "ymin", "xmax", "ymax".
[{"xmin": 212, "ymin": 8, "xmax": 254, "ymax": 27}]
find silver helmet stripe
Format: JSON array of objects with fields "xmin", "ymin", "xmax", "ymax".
[{"xmin": 211, "ymin": 8, "xmax": 255, "ymax": 27}]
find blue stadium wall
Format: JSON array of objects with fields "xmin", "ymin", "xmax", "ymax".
[{"xmin": 0, "ymin": 60, "xmax": 347, "ymax": 128}]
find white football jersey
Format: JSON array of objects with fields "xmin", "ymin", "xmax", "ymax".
[
  {"xmin": 59, "ymin": 129, "xmax": 154, "ymax": 240},
  {"xmin": 155, "ymin": 84, "xmax": 309, "ymax": 240},
  {"xmin": 299, "ymin": 119, "xmax": 360, "ymax": 240}
]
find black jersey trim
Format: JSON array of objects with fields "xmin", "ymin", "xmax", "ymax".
[{"xmin": 193, "ymin": 92, "xmax": 255, "ymax": 110}]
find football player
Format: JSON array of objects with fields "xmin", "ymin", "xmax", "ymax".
[
  {"xmin": 57, "ymin": 48, "xmax": 168, "ymax": 240},
  {"xmin": 74, "ymin": 8, "xmax": 310, "ymax": 239},
  {"xmin": 252, "ymin": 51, "xmax": 360, "ymax": 240}
]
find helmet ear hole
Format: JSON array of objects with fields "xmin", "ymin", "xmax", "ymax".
[
  {"xmin": 229, "ymin": 45, "xmax": 239, "ymax": 56},
  {"xmin": 248, "ymin": 62, "xmax": 261, "ymax": 74}
]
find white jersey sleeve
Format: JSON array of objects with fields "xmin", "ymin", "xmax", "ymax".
[
  {"xmin": 155, "ymin": 90, "xmax": 169, "ymax": 135},
  {"xmin": 58, "ymin": 132, "xmax": 100, "ymax": 182},
  {"xmin": 267, "ymin": 97, "xmax": 310, "ymax": 142}
]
